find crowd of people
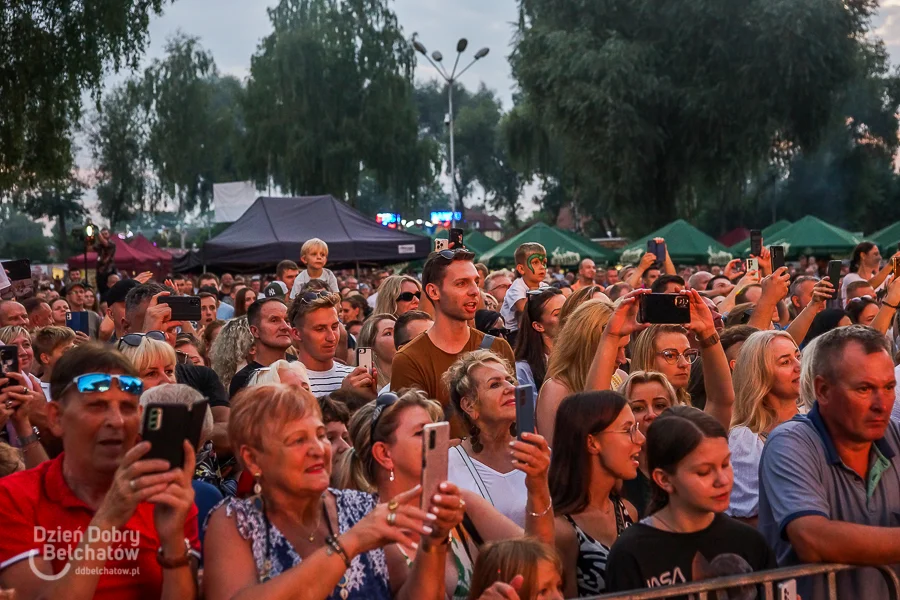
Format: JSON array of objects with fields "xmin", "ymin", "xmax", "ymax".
[{"xmin": 0, "ymin": 232, "xmax": 899, "ymax": 600}]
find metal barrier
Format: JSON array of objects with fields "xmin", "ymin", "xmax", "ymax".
[{"xmin": 583, "ymin": 563, "xmax": 900, "ymax": 600}]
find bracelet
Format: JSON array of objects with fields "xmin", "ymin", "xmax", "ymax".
[
  {"xmin": 698, "ymin": 332, "xmax": 720, "ymax": 349},
  {"xmin": 884, "ymin": 301, "xmax": 899, "ymax": 310},
  {"xmin": 156, "ymin": 538, "xmax": 192, "ymax": 569},
  {"xmin": 325, "ymin": 535, "xmax": 351, "ymax": 568},
  {"xmin": 528, "ymin": 501, "xmax": 553, "ymax": 518}
]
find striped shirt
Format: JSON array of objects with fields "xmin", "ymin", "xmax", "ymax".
[{"xmin": 307, "ymin": 362, "xmax": 354, "ymax": 396}]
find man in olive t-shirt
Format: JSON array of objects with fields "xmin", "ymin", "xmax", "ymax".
[{"xmin": 391, "ymin": 249, "xmax": 515, "ymax": 438}]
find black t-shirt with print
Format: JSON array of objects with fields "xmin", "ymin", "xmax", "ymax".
[{"xmin": 606, "ymin": 513, "xmax": 776, "ymax": 597}]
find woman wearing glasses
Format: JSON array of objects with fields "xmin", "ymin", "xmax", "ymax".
[
  {"xmin": 357, "ymin": 314, "xmax": 397, "ymax": 393},
  {"xmin": 727, "ymin": 330, "xmax": 801, "ymax": 525},
  {"xmin": 514, "ymin": 288, "xmax": 565, "ymax": 395},
  {"xmin": 116, "ymin": 331, "xmax": 177, "ymax": 389},
  {"xmin": 204, "ymin": 384, "xmax": 462, "ymax": 600},
  {"xmin": 629, "ymin": 290, "xmax": 735, "ymax": 430},
  {"xmin": 444, "ymin": 350, "xmax": 553, "ymax": 528},
  {"xmin": 342, "ymin": 389, "xmax": 554, "ymax": 600},
  {"xmin": 374, "ymin": 276, "xmax": 422, "ymax": 317},
  {"xmin": 549, "ymin": 390, "xmax": 643, "ymax": 598}
]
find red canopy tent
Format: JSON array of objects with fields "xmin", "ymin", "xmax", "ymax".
[
  {"xmin": 128, "ymin": 234, "xmax": 173, "ymax": 268},
  {"xmin": 67, "ymin": 241, "xmax": 163, "ymax": 281}
]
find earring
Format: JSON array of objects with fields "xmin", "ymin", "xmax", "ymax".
[
  {"xmin": 389, "ymin": 469, "xmax": 395, "ymax": 482},
  {"xmin": 469, "ymin": 423, "xmax": 483, "ymax": 454},
  {"xmin": 253, "ymin": 473, "xmax": 263, "ymax": 496}
]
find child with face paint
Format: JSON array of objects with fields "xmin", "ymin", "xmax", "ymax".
[{"xmin": 501, "ymin": 242, "xmax": 549, "ymax": 349}]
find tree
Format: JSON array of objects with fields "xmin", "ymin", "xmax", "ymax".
[
  {"xmin": 244, "ymin": 0, "xmax": 436, "ymax": 208},
  {"xmin": 0, "ymin": 0, "xmax": 167, "ymax": 194},
  {"xmin": 511, "ymin": 0, "xmax": 881, "ymax": 235},
  {"xmin": 12, "ymin": 177, "xmax": 87, "ymax": 258},
  {"xmin": 0, "ymin": 206, "xmax": 52, "ymax": 262},
  {"xmin": 87, "ymin": 82, "xmax": 152, "ymax": 228}
]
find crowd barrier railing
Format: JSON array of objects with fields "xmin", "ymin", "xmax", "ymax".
[{"xmin": 582, "ymin": 563, "xmax": 900, "ymax": 600}]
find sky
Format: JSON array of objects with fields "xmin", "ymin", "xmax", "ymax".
[{"xmin": 95, "ymin": 0, "xmax": 900, "ymax": 222}]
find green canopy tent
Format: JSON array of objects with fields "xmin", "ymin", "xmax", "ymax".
[
  {"xmin": 478, "ymin": 222, "xmax": 617, "ymax": 269},
  {"xmin": 765, "ymin": 215, "xmax": 861, "ymax": 259},
  {"xmin": 869, "ymin": 221, "xmax": 900, "ymax": 254},
  {"xmin": 620, "ymin": 219, "xmax": 731, "ymax": 265},
  {"xmin": 728, "ymin": 220, "xmax": 792, "ymax": 256}
]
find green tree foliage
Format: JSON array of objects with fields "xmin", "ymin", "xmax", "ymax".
[
  {"xmin": 12, "ymin": 177, "xmax": 87, "ymax": 258},
  {"xmin": 0, "ymin": 0, "xmax": 166, "ymax": 193},
  {"xmin": 244, "ymin": 0, "xmax": 436, "ymax": 209},
  {"xmin": 511, "ymin": 0, "xmax": 883, "ymax": 235},
  {"xmin": 0, "ymin": 206, "xmax": 51, "ymax": 262}
]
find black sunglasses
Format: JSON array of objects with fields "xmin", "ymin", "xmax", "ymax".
[
  {"xmin": 298, "ymin": 291, "xmax": 332, "ymax": 304},
  {"xmin": 433, "ymin": 249, "xmax": 474, "ymax": 261},
  {"xmin": 370, "ymin": 392, "xmax": 399, "ymax": 440},
  {"xmin": 486, "ymin": 327, "xmax": 509, "ymax": 338},
  {"xmin": 396, "ymin": 291, "xmax": 421, "ymax": 303},
  {"xmin": 117, "ymin": 331, "xmax": 166, "ymax": 349}
]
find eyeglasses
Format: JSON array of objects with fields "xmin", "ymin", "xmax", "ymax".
[
  {"xmin": 657, "ymin": 348, "xmax": 701, "ymax": 365},
  {"xmin": 370, "ymin": 392, "xmax": 399, "ymax": 440},
  {"xmin": 117, "ymin": 331, "xmax": 166, "ymax": 349},
  {"xmin": 486, "ymin": 327, "xmax": 509, "ymax": 338},
  {"xmin": 396, "ymin": 291, "xmax": 421, "ymax": 303},
  {"xmin": 60, "ymin": 373, "xmax": 144, "ymax": 397},
  {"xmin": 594, "ymin": 422, "xmax": 643, "ymax": 444},
  {"xmin": 298, "ymin": 291, "xmax": 332, "ymax": 304}
]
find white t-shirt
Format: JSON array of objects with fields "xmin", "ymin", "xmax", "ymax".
[
  {"xmin": 448, "ymin": 445, "xmax": 527, "ymax": 528},
  {"xmin": 840, "ymin": 271, "xmax": 885, "ymax": 303},
  {"xmin": 289, "ymin": 268, "xmax": 340, "ymax": 299},
  {"xmin": 500, "ymin": 278, "xmax": 548, "ymax": 333},
  {"xmin": 367, "ymin": 292, "xmax": 379, "ymax": 309},
  {"xmin": 305, "ymin": 362, "xmax": 354, "ymax": 396}
]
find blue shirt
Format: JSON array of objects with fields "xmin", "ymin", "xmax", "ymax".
[
  {"xmin": 758, "ymin": 402, "xmax": 900, "ymax": 599},
  {"xmin": 216, "ymin": 302, "xmax": 234, "ymax": 320}
]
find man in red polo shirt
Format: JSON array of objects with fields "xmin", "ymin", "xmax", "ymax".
[{"xmin": 0, "ymin": 344, "xmax": 199, "ymax": 600}]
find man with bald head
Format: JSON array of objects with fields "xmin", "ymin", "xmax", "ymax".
[
  {"xmin": 0, "ymin": 300, "xmax": 28, "ymax": 327},
  {"xmin": 571, "ymin": 258, "xmax": 597, "ymax": 292},
  {"xmin": 688, "ymin": 270, "xmax": 714, "ymax": 291}
]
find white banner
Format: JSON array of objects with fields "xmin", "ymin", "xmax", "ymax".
[{"xmin": 213, "ymin": 181, "xmax": 258, "ymax": 223}]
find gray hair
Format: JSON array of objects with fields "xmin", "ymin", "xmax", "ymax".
[
  {"xmin": 124, "ymin": 283, "xmax": 169, "ymax": 323},
  {"xmin": 789, "ymin": 275, "xmax": 820, "ymax": 300},
  {"xmin": 799, "ymin": 336, "xmax": 822, "ymax": 410},
  {"xmin": 140, "ymin": 383, "xmax": 213, "ymax": 448},
  {"xmin": 811, "ymin": 325, "xmax": 891, "ymax": 384},
  {"xmin": 209, "ymin": 316, "xmax": 255, "ymax": 391},
  {"xmin": 687, "ymin": 271, "xmax": 713, "ymax": 290}
]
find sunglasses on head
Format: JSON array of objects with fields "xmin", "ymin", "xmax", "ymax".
[
  {"xmin": 60, "ymin": 373, "xmax": 144, "ymax": 397},
  {"xmin": 298, "ymin": 291, "xmax": 332, "ymax": 304},
  {"xmin": 847, "ymin": 295, "xmax": 875, "ymax": 304},
  {"xmin": 396, "ymin": 291, "xmax": 421, "ymax": 303},
  {"xmin": 370, "ymin": 392, "xmax": 399, "ymax": 440},
  {"xmin": 486, "ymin": 327, "xmax": 509, "ymax": 338},
  {"xmin": 117, "ymin": 331, "xmax": 166, "ymax": 350},
  {"xmin": 434, "ymin": 248, "xmax": 474, "ymax": 261}
]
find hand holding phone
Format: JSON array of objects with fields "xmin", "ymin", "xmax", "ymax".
[
  {"xmin": 356, "ymin": 347, "xmax": 374, "ymax": 374},
  {"xmin": 158, "ymin": 296, "xmax": 202, "ymax": 322},
  {"xmin": 421, "ymin": 422, "xmax": 450, "ymax": 511},
  {"xmin": 638, "ymin": 294, "xmax": 691, "ymax": 324},
  {"xmin": 0, "ymin": 346, "xmax": 19, "ymax": 391},
  {"xmin": 434, "ymin": 238, "xmax": 448, "ymax": 252},
  {"xmin": 770, "ymin": 245, "xmax": 786, "ymax": 272},
  {"xmin": 514, "ymin": 386, "xmax": 536, "ymax": 440},
  {"xmin": 449, "ymin": 228, "xmax": 464, "ymax": 249}
]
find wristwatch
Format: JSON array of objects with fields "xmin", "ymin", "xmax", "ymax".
[
  {"xmin": 156, "ymin": 538, "xmax": 192, "ymax": 569},
  {"xmin": 698, "ymin": 332, "xmax": 720, "ymax": 349},
  {"xmin": 14, "ymin": 426, "xmax": 40, "ymax": 448}
]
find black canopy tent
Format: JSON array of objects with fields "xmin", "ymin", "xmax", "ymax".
[{"xmin": 202, "ymin": 196, "xmax": 430, "ymax": 271}]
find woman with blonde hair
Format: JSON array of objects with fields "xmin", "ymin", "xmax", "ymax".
[
  {"xmin": 557, "ymin": 284, "xmax": 608, "ymax": 329},
  {"xmin": 468, "ymin": 539, "xmax": 563, "ymax": 600},
  {"xmin": 727, "ymin": 329, "xmax": 801, "ymax": 523},
  {"xmin": 357, "ymin": 313, "xmax": 397, "ymax": 392},
  {"xmin": 536, "ymin": 299, "xmax": 618, "ymax": 444},
  {"xmin": 342, "ymin": 389, "xmax": 554, "ymax": 600},
  {"xmin": 116, "ymin": 331, "xmax": 177, "ymax": 389},
  {"xmin": 374, "ymin": 275, "xmax": 422, "ymax": 317},
  {"xmin": 204, "ymin": 384, "xmax": 466, "ymax": 600},
  {"xmin": 247, "ymin": 359, "xmax": 311, "ymax": 391},
  {"xmin": 798, "ymin": 335, "xmax": 822, "ymax": 411},
  {"xmin": 209, "ymin": 316, "xmax": 255, "ymax": 392}
]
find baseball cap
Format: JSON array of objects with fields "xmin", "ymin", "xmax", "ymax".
[
  {"xmin": 64, "ymin": 281, "xmax": 86, "ymax": 295},
  {"xmin": 263, "ymin": 281, "xmax": 288, "ymax": 299},
  {"xmin": 105, "ymin": 279, "xmax": 140, "ymax": 305}
]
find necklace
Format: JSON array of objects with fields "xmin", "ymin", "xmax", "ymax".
[
  {"xmin": 299, "ymin": 499, "xmax": 325, "ymax": 543},
  {"xmin": 652, "ymin": 512, "xmax": 682, "ymax": 533}
]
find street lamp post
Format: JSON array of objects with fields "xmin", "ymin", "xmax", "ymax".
[
  {"xmin": 413, "ymin": 38, "xmax": 489, "ymax": 229},
  {"xmin": 83, "ymin": 221, "xmax": 95, "ymax": 283}
]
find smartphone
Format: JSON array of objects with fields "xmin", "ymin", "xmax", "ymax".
[
  {"xmin": 0, "ymin": 345, "xmax": 19, "ymax": 391},
  {"xmin": 827, "ymin": 260, "xmax": 842, "ymax": 287},
  {"xmin": 514, "ymin": 385, "xmax": 536, "ymax": 440},
  {"xmin": 746, "ymin": 258, "xmax": 759, "ymax": 273},
  {"xmin": 159, "ymin": 296, "xmax": 201, "ymax": 321},
  {"xmin": 770, "ymin": 245, "xmax": 786, "ymax": 272},
  {"xmin": 749, "ymin": 230, "xmax": 762, "ymax": 257},
  {"xmin": 66, "ymin": 311, "xmax": 90, "ymax": 335},
  {"xmin": 186, "ymin": 399, "xmax": 210, "ymax": 450},
  {"xmin": 654, "ymin": 240, "xmax": 667, "ymax": 266},
  {"xmin": 434, "ymin": 238, "xmax": 448, "ymax": 252},
  {"xmin": 647, "ymin": 239, "xmax": 659, "ymax": 265},
  {"xmin": 638, "ymin": 294, "xmax": 691, "ymax": 324},
  {"xmin": 777, "ymin": 579, "xmax": 797, "ymax": 600},
  {"xmin": 421, "ymin": 422, "xmax": 450, "ymax": 511},
  {"xmin": 141, "ymin": 403, "xmax": 190, "ymax": 469},
  {"xmin": 1, "ymin": 259, "xmax": 31, "ymax": 281},
  {"xmin": 356, "ymin": 347, "xmax": 374, "ymax": 373},
  {"xmin": 449, "ymin": 228, "xmax": 464, "ymax": 249}
]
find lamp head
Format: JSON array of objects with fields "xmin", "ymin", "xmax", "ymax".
[
  {"xmin": 457, "ymin": 38, "xmax": 468, "ymax": 53},
  {"xmin": 413, "ymin": 40, "xmax": 428, "ymax": 55},
  {"xmin": 474, "ymin": 47, "xmax": 490, "ymax": 60},
  {"xmin": 431, "ymin": 51, "xmax": 443, "ymax": 62}
]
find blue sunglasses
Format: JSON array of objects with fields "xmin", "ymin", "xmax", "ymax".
[{"xmin": 61, "ymin": 373, "xmax": 144, "ymax": 397}]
